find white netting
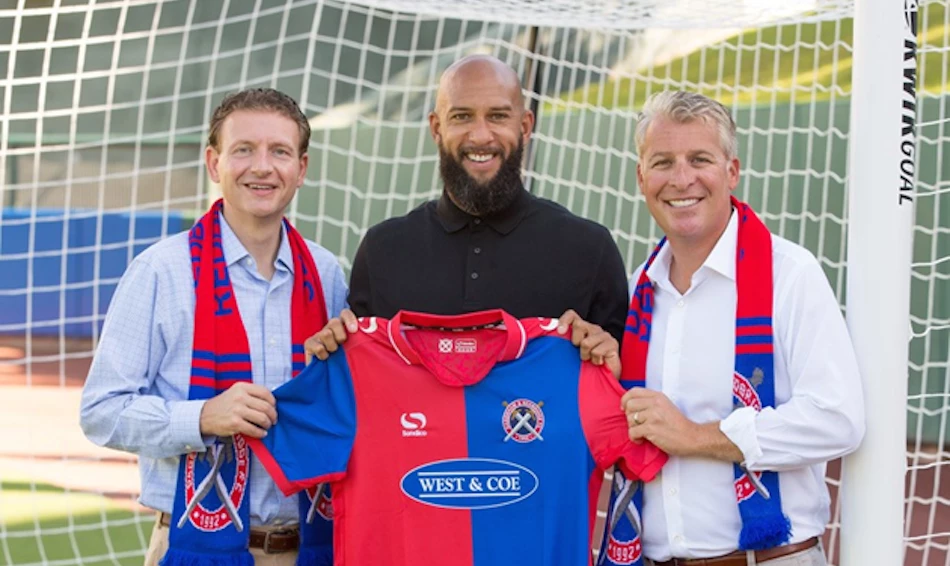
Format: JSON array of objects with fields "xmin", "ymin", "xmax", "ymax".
[
  {"xmin": 0, "ymin": 0, "xmax": 945, "ymax": 565},
  {"xmin": 904, "ymin": 2, "xmax": 950, "ymax": 565},
  {"xmin": 353, "ymin": 0, "xmax": 855, "ymax": 29}
]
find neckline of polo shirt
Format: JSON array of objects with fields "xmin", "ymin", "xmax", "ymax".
[{"xmin": 435, "ymin": 189, "xmax": 532, "ymax": 235}]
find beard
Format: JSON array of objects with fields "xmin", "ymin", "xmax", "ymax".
[{"xmin": 439, "ymin": 140, "xmax": 525, "ymax": 217}]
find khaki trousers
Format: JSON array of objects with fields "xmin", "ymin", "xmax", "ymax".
[
  {"xmin": 143, "ymin": 515, "xmax": 299, "ymax": 566},
  {"xmin": 646, "ymin": 544, "xmax": 827, "ymax": 566}
]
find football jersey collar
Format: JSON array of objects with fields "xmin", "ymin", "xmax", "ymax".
[{"xmin": 387, "ymin": 309, "xmax": 528, "ymax": 366}]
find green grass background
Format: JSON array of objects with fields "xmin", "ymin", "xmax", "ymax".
[{"xmin": 1, "ymin": 473, "xmax": 151, "ymax": 566}]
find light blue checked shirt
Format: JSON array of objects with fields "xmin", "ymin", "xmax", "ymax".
[{"xmin": 80, "ymin": 212, "xmax": 348, "ymax": 525}]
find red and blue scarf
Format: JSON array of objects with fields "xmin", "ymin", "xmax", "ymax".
[
  {"xmin": 161, "ymin": 199, "xmax": 332, "ymax": 566},
  {"xmin": 621, "ymin": 197, "xmax": 791, "ymax": 551}
]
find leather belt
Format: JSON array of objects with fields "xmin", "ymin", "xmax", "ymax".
[
  {"xmin": 652, "ymin": 537, "xmax": 819, "ymax": 566},
  {"xmin": 158, "ymin": 513, "xmax": 300, "ymax": 554}
]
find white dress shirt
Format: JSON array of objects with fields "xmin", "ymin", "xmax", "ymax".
[
  {"xmin": 80, "ymin": 213, "xmax": 348, "ymax": 524},
  {"xmin": 630, "ymin": 211, "xmax": 865, "ymax": 561}
]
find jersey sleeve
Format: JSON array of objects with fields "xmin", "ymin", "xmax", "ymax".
[
  {"xmin": 579, "ymin": 363, "xmax": 667, "ymax": 482},
  {"xmin": 245, "ymin": 351, "xmax": 357, "ymax": 496}
]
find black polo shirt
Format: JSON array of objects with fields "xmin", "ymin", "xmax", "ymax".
[{"xmin": 348, "ymin": 189, "xmax": 629, "ymax": 343}]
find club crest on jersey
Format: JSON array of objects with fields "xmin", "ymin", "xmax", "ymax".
[
  {"xmin": 733, "ymin": 369, "xmax": 763, "ymax": 411},
  {"xmin": 305, "ymin": 483, "xmax": 333, "ymax": 522},
  {"xmin": 501, "ymin": 399, "xmax": 545, "ymax": 443},
  {"xmin": 180, "ymin": 435, "xmax": 249, "ymax": 532}
]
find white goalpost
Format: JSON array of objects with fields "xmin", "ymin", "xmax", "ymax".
[
  {"xmin": 840, "ymin": 1, "xmax": 916, "ymax": 565},
  {"xmin": 0, "ymin": 1, "xmax": 946, "ymax": 565}
]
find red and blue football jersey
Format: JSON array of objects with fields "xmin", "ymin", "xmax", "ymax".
[{"xmin": 247, "ymin": 309, "xmax": 666, "ymax": 565}]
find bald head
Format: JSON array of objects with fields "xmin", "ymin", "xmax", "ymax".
[
  {"xmin": 428, "ymin": 54, "xmax": 534, "ymax": 216},
  {"xmin": 435, "ymin": 55, "xmax": 526, "ymax": 114}
]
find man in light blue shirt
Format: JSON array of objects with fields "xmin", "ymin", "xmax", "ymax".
[{"xmin": 80, "ymin": 88, "xmax": 348, "ymax": 566}]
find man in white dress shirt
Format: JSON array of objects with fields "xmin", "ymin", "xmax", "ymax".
[{"xmin": 618, "ymin": 90, "xmax": 865, "ymax": 566}]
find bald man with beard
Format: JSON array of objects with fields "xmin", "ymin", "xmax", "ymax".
[{"xmin": 305, "ymin": 54, "xmax": 629, "ymax": 373}]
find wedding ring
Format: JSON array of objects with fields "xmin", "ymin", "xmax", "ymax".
[{"xmin": 633, "ymin": 411, "xmax": 643, "ymax": 425}]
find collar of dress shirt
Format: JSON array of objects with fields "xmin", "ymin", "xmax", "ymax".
[
  {"xmin": 435, "ymin": 187, "xmax": 531, "ymax": 235},
  {"xmin": 645, "ymin": 208, "xmax": 739, "ymax": 293},
  {"xmin": 218, "ymin": 211, "xmax": 294, "ymax": 273}
]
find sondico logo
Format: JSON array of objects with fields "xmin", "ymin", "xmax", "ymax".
[{"xmin": 401, "ymin": 412, "xmax": 428, "ymax": 437}]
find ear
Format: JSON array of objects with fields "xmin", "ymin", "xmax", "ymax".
[
  {"xmin": 636, "ymin": 161, "xmax": 645, "ymax": 194},
  {"xmin": 428, "ymin": 111, "xmax": 441, "ymax": 145},
  {"xmin": 727, "ymin": 157, "xmax": 740, "ymax": 191},
  {"xmin": 205, "ymin": 145, "xmax": 221, "ymax": 184},
  {"xmin": 520, "ymin": 108, "xmax": 535, "ymax": 145},
  {"xmin": 296, "ymin": 152, "xmax": 309, "ymax": 187}
]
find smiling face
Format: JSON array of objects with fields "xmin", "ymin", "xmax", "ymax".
[
  {"xmin": 205, "ymin": 109, "xmax": 308, "ymax": 230},
  {"xmin": 429, "ymin": 56, "xmax": 534, "ymax": 215},
  {"xmin": 637, "ymin": 115, "xmax": 739, "ymax": 248}
]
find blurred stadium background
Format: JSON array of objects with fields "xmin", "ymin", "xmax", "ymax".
[{"xmin": 0, "ymin": 0, "xmax": 947, "ymax": 564}]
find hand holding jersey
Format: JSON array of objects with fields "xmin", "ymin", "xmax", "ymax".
[
  {"xmin": 303, "ymin": 309, "xmax": 359, "ymax": 363},
  {"xmin": 622, "ymin": 388, "xmax": 742, "ymax": 462},
  {"xmin": 199, "ymin": 382, "xmax": 278, "ymax": 439},
  {"xmin": 558, "ymin": 308, "xmax": 622, "ymax": 377}
]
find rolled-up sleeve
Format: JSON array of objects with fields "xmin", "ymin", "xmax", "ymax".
[{"xmin": 720, "ymin": 258, "xmax": 866, "ymax": 471}]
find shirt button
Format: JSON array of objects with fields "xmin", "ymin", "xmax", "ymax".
[
  {"xmin": 669, "ymin": 487, "xmax": 678, "ymax": 496},
  {"xmin": 470, "ymin": 272, "xmax": 479, "ymax": 280},
  {"xmin": 185, "ymin": 445, "xmax": 193, "ymax": 452},
  {"xmin": 269, "ymin": 338, "xmax": 276, "ymax": 345},
  {"xmin": 474, "ymin": 218, "xmax": 481, "ymax": 225},
  {"xmin": 473, "ymin": 247, "xmax": 481, "ymax": 254},
  {"xmin": 676, "ymin": 299, "xmax": 685, "ymax": 308},
  {"xmin": 674, "ymin": 535, "xmax": 685, "ymax": 544}
]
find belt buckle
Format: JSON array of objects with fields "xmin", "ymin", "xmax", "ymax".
[{"xmin": 261, "ymin": 528, "xmax": 291, "ymax": 554}]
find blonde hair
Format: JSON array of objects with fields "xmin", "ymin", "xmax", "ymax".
[{"xmin": 635, "ymin": 91, "xmax": 737, "ymax": 158}]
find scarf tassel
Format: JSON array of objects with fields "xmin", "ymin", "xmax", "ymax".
[
  {"xmin": 159, "ymin": 547, "xmax": 254, "ymax": 566},
  {"xmin": 296, "ymin": 546, "xmax": 334, "ymax": 566},
  {"xmin": 738, "ymin": 511, "xmax": 792, "ymax": 551}
]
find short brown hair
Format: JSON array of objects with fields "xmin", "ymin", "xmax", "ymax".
[{"xmin": 207, "ymin": 88, "xmax": 311, "ymax": 156}]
